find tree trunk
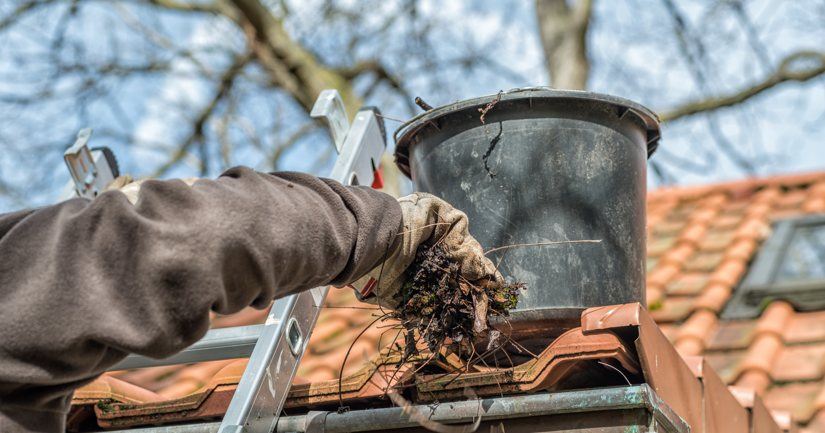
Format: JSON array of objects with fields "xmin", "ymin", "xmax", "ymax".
[{"xmin": 535, "ymin": 0, "xmax": 592, "ymax": 90}]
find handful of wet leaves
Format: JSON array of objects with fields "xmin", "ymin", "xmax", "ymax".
[{"xmin": 392, "ymin": 244, "xmax": 524, "ymax": 357}]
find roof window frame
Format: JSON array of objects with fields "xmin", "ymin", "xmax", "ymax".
[{"xmin": 722, "ymin": 214, "xmax": 825, "ymax": 319}]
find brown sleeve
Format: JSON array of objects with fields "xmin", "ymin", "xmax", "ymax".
[{"xmin": 0, "ymin": 166, "xmax": 402, "ymax": 425}]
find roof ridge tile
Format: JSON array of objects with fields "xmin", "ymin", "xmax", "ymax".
[
  {"xmin": 157, "ymin": 359, "xmax": 236, "ymax": 400},
  {"xmin": 647, "ymin": 170, "xmax": 825, "ymax": 203},
  {"xmin": 74, "ymin": 375, "xmax": 166, "ymax": 405}
]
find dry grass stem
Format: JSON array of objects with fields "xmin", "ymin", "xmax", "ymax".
[{"xmin": 485, "ymin": 239, "xmax": 602, "ymax": 255}]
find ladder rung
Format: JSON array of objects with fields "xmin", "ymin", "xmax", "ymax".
[
  {"xmin": 94, "ymin": 422, "xmax": 221, "ymax": 433},
  {"xmin": 110, "ymin": 325, "xmax": 265, "ymax": 371}
]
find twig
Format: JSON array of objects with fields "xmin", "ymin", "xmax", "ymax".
[
  {"xmin": 415, "ymin": 96, "xmax": 433, "ymax": 111},
  {"xmin": 497, "ymin": 331, "xmax": 538, "ymax": 360},
  {"xmin": 478, "ymin": 90, "xmax": 502, "ymax": 124},
  {"xmin": 598, "ymin": 361, "xmax": 631, "ymax": 386},
  {"xmin": 378, "ymin": 328, "xmax": 408, "ymax": 398},
  {"xmin": 375, "ymin": 113, "xmax": 407, "ymax": 123},
  {"xmin": 485, "ymin": 239, "xmax": 602, "ymax": 255},
  {"xmin": 338, "ymin": 312, "xmax": 391, "ymax": 411},
  {"xmin": 152, "ymin": 53, "xmax": 250, "ymax": 177}
]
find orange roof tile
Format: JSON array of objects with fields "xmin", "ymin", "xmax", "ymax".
[
  {"xmin": 69, "ymin": 169, "xmax": 825, "ymax": 431},
  {"xmin": 645, "ymin": 170, "xmax": 825, "ymax": 431}
]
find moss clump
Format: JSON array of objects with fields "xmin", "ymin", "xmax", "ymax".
[{"xmin": 96, "ymin": 401, "xmax": 115, "ymax": 413}]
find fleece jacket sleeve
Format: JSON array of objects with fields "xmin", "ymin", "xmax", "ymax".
[{"xmin": 0, "ymin": 166, "xmax": 402, "ymax": 432}]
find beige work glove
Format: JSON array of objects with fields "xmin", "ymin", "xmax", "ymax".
[
  {"xmin": 352, "ymin": 192, "xmax": 501, "ymax": 310},
  {"xmin": 105, "ymin": 175, "xmax": 197, "ymax": 205}
]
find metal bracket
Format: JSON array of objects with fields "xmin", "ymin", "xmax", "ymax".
[
  {"xmin": 304, "ymin": 411, "xmax": 329, "ymax": 433},
  {"xmin": 63, "ymin": 128, "xmax": 119, "ymax": 199},
  {"xmin": 310, "ymin": 89, "xmax": 350, "ymax": 153}
]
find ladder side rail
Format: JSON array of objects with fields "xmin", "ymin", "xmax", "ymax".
[{"xmin": 218, "ymin": 107, "xmax": 386, "ymax": 433}]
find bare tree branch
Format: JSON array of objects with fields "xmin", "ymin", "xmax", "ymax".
[
  {"xmin": 141, "ymin": 0, "xmax": 224, "ymax": 14},
  {"xmin": 729, "ymin": 0, "xmax": 772, "ymax": 73},
  {"xmin": 658, "ymin": 0, "xmax": 756, "ymax": 174},
  {"xmin": 227, "ymin": 0, "xmax": 362, "ymax": 115},
  {"xmin": 660, "ymin": 51, "xmax": 825, "ymax": 122},
  {"xmin": 224, "ymin": 0, "xmax": 405, "ymax": 195},
  {"xmin": 152, "ymin": 53, "xmax": 251, "ymax": 176},
  {"xmin": 115, "ymin": 2, "xmax": 219, "ymax": 77},
  {"xmin": 338, "ymin": 60, "xmax": 416, "ymax": 112},
  {"xmin": 0, "ymin": 0, "xmax": 58, "ymax": 33},
  {"xmin": 270, "ymin": 122, "xmax": 316, "ymax": 170}
]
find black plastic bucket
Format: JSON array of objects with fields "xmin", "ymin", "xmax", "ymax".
[{"xmin": 395, "ymin": 88, "xmax": 660, "ymax": 340}]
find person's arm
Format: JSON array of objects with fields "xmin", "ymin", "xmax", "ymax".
[{"xmin": 0, "ymin": 166, "xmax": 401, "ymax": 428}]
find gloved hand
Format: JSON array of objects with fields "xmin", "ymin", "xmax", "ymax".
[{"xmin": 351, "ymin": 192, "xmax": 501, "ymax": 309}]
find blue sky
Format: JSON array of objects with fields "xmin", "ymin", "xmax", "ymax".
[{"xmin": 0, "ymin": 0, "xmax": 823, "ymax": 211}]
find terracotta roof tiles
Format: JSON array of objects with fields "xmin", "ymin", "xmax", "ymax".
[
  {"xmin": 666, "ymin": 271, "xmax": 710, "ymax": 296},
  {"xmin": 708, "ymin": 319, "xmax": 758, "ymax": 350},
  {"xmin": 645, "ymin": 170, "xmax": 825, "ymax": 431},
  {"xmin": 786, "ymin": 311, "xmax": 825, "ymax": 344}
]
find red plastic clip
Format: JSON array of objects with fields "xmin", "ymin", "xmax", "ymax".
[
  {"xmin": 360, "ymin": 277, "xmax": 377, "ymax": 297},
  {"xmin": 371, "ymin": 159, "xmax": 384, "ymax": 189}
]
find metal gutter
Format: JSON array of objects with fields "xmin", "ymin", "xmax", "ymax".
[{"xmin": 95, "ymin": 384, "xmax": 689, "ymax": 433}]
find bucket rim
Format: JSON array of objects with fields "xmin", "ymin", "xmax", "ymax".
[{"xmin": 393, "ymin": 87, "xmax": 661, "ymax": 178}]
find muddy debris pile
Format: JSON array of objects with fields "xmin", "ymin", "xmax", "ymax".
[{"xmin": 392, "ymin": 244, "xmax": 524, "ymax": 358}]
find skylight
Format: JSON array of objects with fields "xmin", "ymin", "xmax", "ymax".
[
  {"xmin": 723, "ymin": 214, "xmax": 825, "ymax": 319},
  {"xmin": 775, "ymin": 224, "xmax": 825, "ymax": 282}
]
